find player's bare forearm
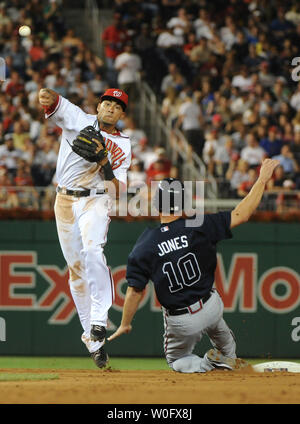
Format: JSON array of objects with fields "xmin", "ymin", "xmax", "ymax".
[
  {"xmin": 232, "ymin": 179, "xmax": 265, "ymax": 226},
  {"xmin": 100, "ymin": 157, "xmax": 126, "ymax": 198},
  {"xmin": 121, "ymin": 286, "xmax": 143, "ymax": 326},
  {"xmin": 104, "ymin": 177, "xmax": 125, "ymax": 199},
  {"xmin": 231, "ymin": 159, "xmax": 279, "ymax": 228},
  {"xmin": 107, "ymin": 286, "xmax": 144, "ymax": 341}
]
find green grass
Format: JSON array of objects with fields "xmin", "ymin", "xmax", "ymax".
[
  {"xmin": 0, "ymin": 373, "xmax": 59, "ymax": 382},
  {"xmin": 0, "ymin": 357, "xmax": 299, "ymax": 371},
  {"xmin": 0, "ymin": 357, "xmax": 170, "ymax": 370}
]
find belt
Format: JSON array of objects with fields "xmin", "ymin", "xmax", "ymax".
[
  {"xmin": 57, "ymin": 186, "xmax": 107, "ymax": 197},
  {"xmin": 167, "ymin": 291, "xmax": 212, "ymax": 316}
]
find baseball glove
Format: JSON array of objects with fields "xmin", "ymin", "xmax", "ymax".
[{"xmin": 72, "ymin": 126, "xmax": 108, "ymax": 163}]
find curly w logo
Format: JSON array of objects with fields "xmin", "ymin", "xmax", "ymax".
[{"xmin": 0, "ymin": 317, "xmax": 6, "ymax": 341}]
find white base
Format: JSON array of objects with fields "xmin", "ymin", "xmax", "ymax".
[{"xmin": 253, "ymin": 361, "xmax": 300, "ymax": 373}]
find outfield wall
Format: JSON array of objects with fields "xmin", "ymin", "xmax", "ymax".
[{"xmin": 0, "ymin": 220, "xmax": 299, "ymax": 358}]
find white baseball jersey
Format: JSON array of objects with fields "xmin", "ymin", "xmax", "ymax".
[
  {"xmin": 46, "ymin": 96, "xmax": 131, "ymax": 190},
  {"xmin": 48, "ymin": 95, "xmax": 131, "ymax": 356}
]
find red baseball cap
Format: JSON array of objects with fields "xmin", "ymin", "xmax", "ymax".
[
  {"xmin": 212, "ymin": 113, "xmax": 222, "ymax": 123},
  {"xmin": 100, "ymin": 88, "xmax": 128, "ymax": 110}
]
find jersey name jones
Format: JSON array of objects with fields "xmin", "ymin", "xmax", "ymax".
[{"xmin": 158, "ymin": 235, "xmax": 188, "ymax": 257}]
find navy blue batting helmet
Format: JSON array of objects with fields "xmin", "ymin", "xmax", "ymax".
[{"xmin": 153, "ymin": 178, "xmax": 185, "ymax": 214}]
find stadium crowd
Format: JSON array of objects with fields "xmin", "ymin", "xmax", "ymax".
[
  {"xmin": 102, "ymin": 0, "xmax": 300, "ymax": 210},
  {"xmin": 0, "ymin": 0, "xmax": 300, "ymax": 214}
]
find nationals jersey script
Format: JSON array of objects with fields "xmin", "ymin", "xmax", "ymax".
[{"xmin": 46, "ymin": 96, "xmax": 131, "ymax": 190}]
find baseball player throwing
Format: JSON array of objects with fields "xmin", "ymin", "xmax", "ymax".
[
  {"xmin": 108, "ymin": 159, "xmax": 279, "ymax": 372},
  {"xmin": 39, "ymin": 87, "xmax": 131, "ymax": 368}
]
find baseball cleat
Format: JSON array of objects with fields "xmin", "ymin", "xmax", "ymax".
[
  {"xmin": 90, "ymin": 325, "xmax": 106, "ymax": 342},
  {"xmin": 91, "ymin": 346, "xmax": 109, "ymax": 368},
  {"xmin": 205, "ymin": 348, "xmax": 248, "ymax": 371}
]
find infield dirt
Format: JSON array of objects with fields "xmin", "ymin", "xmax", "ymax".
[{"xmin": 0, "ymin": 368, "xmax": 299, "ymax": 404}]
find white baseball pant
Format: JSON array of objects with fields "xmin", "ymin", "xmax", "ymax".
[{"xmin": 54, "ymin": 192, "xmax": 114, "ymax": 353}]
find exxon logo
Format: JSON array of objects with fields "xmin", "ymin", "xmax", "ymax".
[{"xmin": 0, "ymin": 317, "xmax": 6, "ymax": 341}]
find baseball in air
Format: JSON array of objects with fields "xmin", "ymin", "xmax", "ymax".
[{"xmin": 19, "ymin": 25, "xmax": 31, "ymax": 37}]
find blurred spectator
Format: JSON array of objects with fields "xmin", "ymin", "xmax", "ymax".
[
  {"xmin": 44, "ymin": 29, "xmax": 63, "ymax": 59},
  {"xmin": 167, "ymin": 7, "xmax": 190, "ymax": 34},
  {"xmin": 232, "ymin": 66, "xmax": 252, "ymax": 92},
  {"xmin": 183, "ymin": 32, "xmax": 198, "ymax": 58},
  {"xmin": 160, "ymin": 63, "xmax": 186, "ymax": 94},
  {"xmin": 25, "ymin": 71, "xmax": 41, "ymax": 94},
  {"xmin": 9, "ymin": 40, "xmax": 27, "ymax": 75},
  {"xmin": 29, "ymin": 37, "xmax": 46, "ymax": 70},
  {"xmin": 0, "ymin": 133, "xmax": 24, "ymax": 178},
  {"xmin": 292, "ymin": 111, "xmax": 300, "ymax": 133},
  {"xmin": 161, "ymin": 0, "xmax": 182, "ymax": 21},
  {"xmin": 177, "ymin": 93, "xmax": 204, "ymax": 156},
  {"xmin": 285, "ymin": 2, "xmax": 300, "ymax": 26},
  {"xmin": 32, "ymin": 136, "xmax": 58, "ymax": 186},
  {"xmin": 114, "ymin": 43, "xmax": 142, "ymax": 112},
  {"xmin": 12, "ymin": 121, "xmax": 30, "ymax": 152},
  {"xmin": 101, "ymin": 12, "xmax": 128, "ymax": 84},
  {"xmin": 214, "ymin": 136, "xmax": 238, "ymax": 177},
  {"xmin": 134, "ymin": 23, "xmax": 155, "ymax": 54},
  {"xmin": 240, "ymin": 133, "xmax": 265, "ymax": 167},
  {"xmin": 127, "ymin": 159, "xmax": 147, "ymax": 189},
  {"xmin": 290, "ymin": 130, "xmax": 300, "ymax": 163},
  {"xmin": 146, "ymin": 150, "xmax": 172, "ymax": 184},
  {"xmin": 244, "ymin": 43, "xmax": 262, "ymax": 72},
  {"xmin": 258, "ymin": 62, "xmax": 275, "ymax": 88},
  {"xmin": 135, "ymin": 140, "xmax": 159, "ymax": 171},
  {"xmin": 14, "ymin": 161, "xmax": 38, "ymax": 209},
  {"xmin": 0, "ymin": 3, "xmax": 11, "ymax": 27},
  {"xmin": 88, "ymin": 71, "xmax": 107, "ymax": 97},
  {"xmin": 5, "ymin": 71, "xmax": 24, "ymax": 97},
  {"xmin": 189, "ymin": 37, "xmax": 210, "ymax": 65},
  {"xmin": 202, "ymin": 130, "xmax": 218, "ymax": 173},
  {"xmin": 220, "ymin": 16, "xmax": 238, "ymax": 50},
  {"xmin": 53, "ymin": 74, "xmax": 68, "ymax": 97},
  {"xmin": 290, "ymin": 82, "xmax": 300, "ymax": 112},
  {"xmin": 0, "ymin": 166, "xmax": 18, "ymax": 208},
  {"xmin": 270, "ymin": 7, "xmax": 294, "ymax": 41},
  {"xmin": 272, "ymin": 145, "xmax": 299, "ymax": 175},
  {"xmin": 232, "ymin": 31, "xmax": 249, "ymax": 60},
  {"xmin": 259, "ymin": 126, "xmax": 283, "ymax": 157},
  {"xmin": 193, "ymin": 8, "xmax": 214, "ymax": 41},
  {"xmin": 276, "ymin": 183, "xmax": 300, "ymax": 214},
  {"xmin": 62, "ymin": 28, "xmax": 81, "ymax": 49},
  {"xmin": 226, "ymin": 158, "xmax": 250, "ymax": 198},
  {"xmin": 237, "ymin": 168, "xmax": 258, "ymax": 198},
  {"xmin": 161, "ymin": 86, "xmax": 182, "ymax": 126},
  {"xmin": 156, "ymin": 27, "xmax": 184, "ymax": 48},
  {"xmin": 123, "ymin": 116, "xmax": 147, "ymax": 156},
  {"xmin": 266, "ymin": 165, "xmax": 286, "ymax": 192}
]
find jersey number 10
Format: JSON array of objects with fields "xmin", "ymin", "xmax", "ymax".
[{"xmin": 162, "ymin": 252, "xmax": 201, "ymax": 293}]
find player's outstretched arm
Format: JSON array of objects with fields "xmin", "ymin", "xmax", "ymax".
[
  {"xmin": 108, "ymin": 286, "xmax": 144, "ymax": 341},
  {"xmin": 231, "ymin": 159, "xmax": 279, "ymax": 228}
]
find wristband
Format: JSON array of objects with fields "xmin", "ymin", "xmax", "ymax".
[
  {"xmin": 42, "ymin": 94, "xmax": 59, "ymax": 115},
  {"xmin": 102, "ymin": 161, "xmax": 115, "ymax": 181}
]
